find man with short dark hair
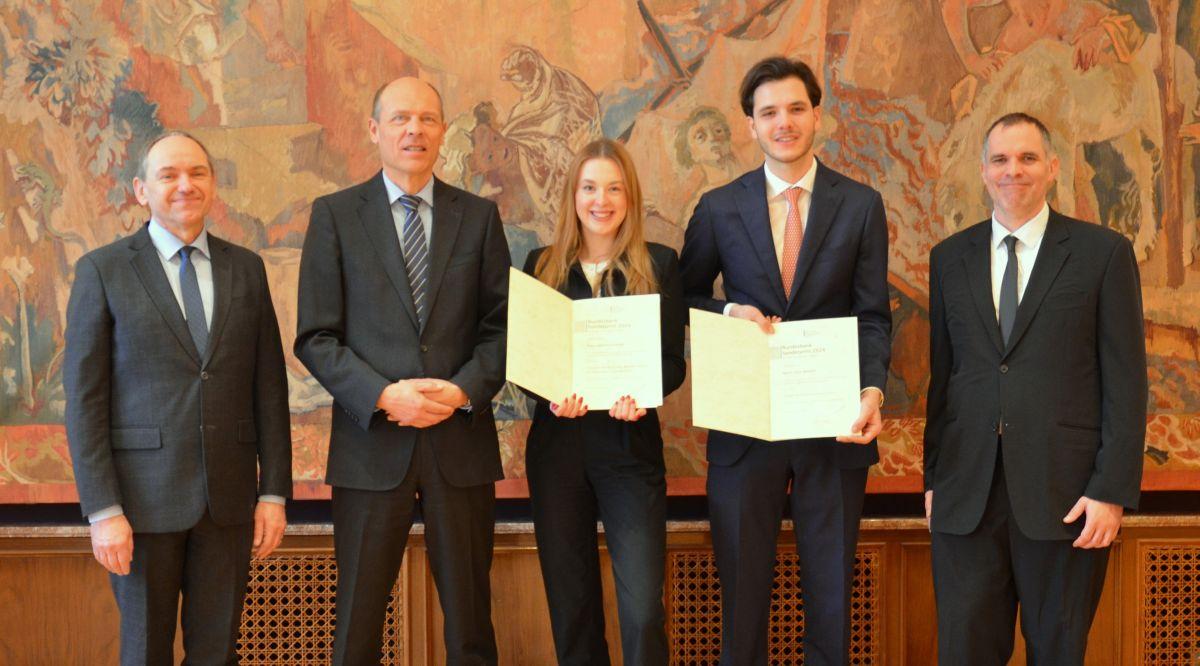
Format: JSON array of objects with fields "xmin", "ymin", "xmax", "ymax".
[
  {"xmin": 924, "ymin": 112, "xmax": 1147, "ymax": 664},
  {"xmin": 681, "ymin": 55, "xmax": 892, "ymax": 665},
  {"xmin": 296, "ymin": 77, "xmax": 510, "ymax": 665},
  {"xmin": 65, "ymin": 131, "xmax": 292, "ymax": 664}
]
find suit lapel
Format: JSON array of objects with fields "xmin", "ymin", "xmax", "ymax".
[
  {"xmin": 788, "ymin": 163, "xmax": 843, "ymax": 306},
  {"xmin": 202, "ymin": 236, "xmax": 233, "ymax": 368},
  {"xmin": 1002, "ymin": 213, "xmax": 1071, "ymax": 358},
  {"xmin": 357, "ymin": 173, "xmax": 420, "ymax": 330},
  {"xmin": 128, "ymin": 225, "xmax": 202, "ymax": 364},
  {"xmin": 735, "ymin": 169, "xmax": 787, "ymax": 312},
  {"xmin": 423, "ymin": 178, "xmax": 465, "ymax": 332},
  {"xmin": 962, "ymin": 223, "xmax": 1005, "ymax": 356}
]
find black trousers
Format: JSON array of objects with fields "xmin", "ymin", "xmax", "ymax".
[
  {"xmin": 707, "ymin": 441, "xmax": 868, "ymax": 666},
  {"xmin": 527, "ymin": 420, "xmax": 667, "ymax": 666},
  {"xmin": 331, "ymin": 435, "xmax": 497, "ymax": 666},
  {"xmin": 931, "ymin": 448, "xmax": 1110, "ymax": 665},
  {"xmin": 110, "ymin": 509, "xmax": 253, "ymax": 666}
]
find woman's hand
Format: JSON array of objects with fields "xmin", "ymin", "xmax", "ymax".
[
  {"xmin": 609, "ymin": 395, "xmax": 647, "ymax": 422},
  {"xmin": 550, "ymin": 394, "xmax": 588, "ymax": 418}
]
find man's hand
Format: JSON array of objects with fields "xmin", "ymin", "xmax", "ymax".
[
  {"xmin": 1064, "ymin": 496, "xmax": 1123, "ymax": 548},
  {"xmin": 609, "ymin": 395, "xmax": 647, "ymax": 422},
  {"xmin": 377, "ymin": 379, "xmax": 454, "ymax": 428},
  {"xmin": 837, "ymin": 389, "xmax": 883, "ymax": 444},
  {"xmin": 421, "ymin": 379, "xmax": 469, "ymax": 410},
  {"xmin": 925, "ymin": 490, "xmax": 933, "ymax": 531},
  {"xmin": 729, "ymin": 304, "xmax": 780, "ymax": 334},
  {"xmin": 252, "ymin": 501, "xmax": 287, "ymax": 559},
  {"xmin": 90, "ymin": 514, "xmax": 134, "ymax": 576},
  {"xmin": 550, "ymin": 394, "xmax": 588, "ymax": 419}
]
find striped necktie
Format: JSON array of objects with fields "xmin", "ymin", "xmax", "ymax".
[{"xmin": 397, "ymin": 195, "xmax": 429, "ymax": 327}]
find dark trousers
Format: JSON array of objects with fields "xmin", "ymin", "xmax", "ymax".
[
  {"xmin": 707, "ymin": 441, "xmax": 868, "ymax": 666},
  {"xmin": 931, "ymin": 450, "xmax": 1110, "ymax": 666},
  {"xmin": 110, "ymin": 509, "xmax": 253, "ymax": 666},
  {"xmin": 331, "ymin": 435, "xmax": 497, "ymax": 666},
  {"xmin": 527, "ymin": 428, "xmax": 668, "ymax": 666}
]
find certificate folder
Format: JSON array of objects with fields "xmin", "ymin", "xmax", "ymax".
[
  {"xmin": 690, "ymin": 309, "xmax": 859, "ymax": 441},
  {"xmin": 506, "ymin": 267, "xmax": 663, "ymax": 408}
]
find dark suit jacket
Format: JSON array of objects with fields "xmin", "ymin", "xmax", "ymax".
[
  {"xmin": 924, "ymin": 210, "xmax": 1147, "ymax": 540},
  {"xmin": 295, "ymin": 174, "xmax": 510, "ymax": 490},
  {"xmin": 64, "ymin": 224, "xmax": 292, "ymax": 533},
  {"xmin": 520, "ymin": 243, "xmax": 687, "ymax": 467},
  {"xmin": 680, "ymin": 162, "xmax": 893, "ymax": 469}
]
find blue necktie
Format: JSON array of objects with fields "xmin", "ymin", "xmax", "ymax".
[
  {"xmin": 999, "ymin": 235, "xmax": 1018, "ymax": 346},
  {"xmin": 178, "ymin": 246, "xmax": 208, "ymax": 355},
  {"xmin": 398, "ymin": 195, "xmax": 430, "ymax": 327}
]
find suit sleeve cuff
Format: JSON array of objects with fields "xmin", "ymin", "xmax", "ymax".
[{"xmin": 88, "ymin": 505, "xmax": 124, "ymax": 524}]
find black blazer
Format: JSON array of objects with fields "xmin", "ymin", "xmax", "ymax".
[
  {"xmin": 519, "ymin": 243, "xmax": 687, "ymax": 466},
  {"xmin": 924, "ymin": 210, "xmax": 1147, "ymax": 540},
  {"xmin": 680, "ymin": 162, "xmax": 893, "ymax": 469},
  {"xmin": 64, "ymin": 224, "xmax": 292, "ymax": 533},
  {"xmin": 295, "ymin": 174, "xmax": 510, "ymax": 490}
]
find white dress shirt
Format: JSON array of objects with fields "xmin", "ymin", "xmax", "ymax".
[{"xmin": 989, "ymin": 203, "xmax": 1050, "ymax": 319}]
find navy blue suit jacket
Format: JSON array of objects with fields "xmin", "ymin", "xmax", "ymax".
[{"xmin": 680, "ymin": 162, "xmax": 892, "ymax": 469}]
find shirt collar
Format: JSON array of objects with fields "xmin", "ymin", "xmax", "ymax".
[
  {"xmin": 382, "ymin": 172, "xmax": 436, "ymax": 208},
  {"xmin": 148, "ymin": 217, "xmax": 210, "ymax": 261},
  {"xmin": 991, "ymin": 203, "xmax": 1050, "ymax": 251},
  {"xmin": 764, "ymin": 158, "xmax": 819, "ymax": 199}
]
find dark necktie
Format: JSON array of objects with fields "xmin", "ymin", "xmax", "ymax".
[
  {"xmin": 999, "ymin": 235, "xmax": 1018, "ymax": 345},
  {"xmin": 178, "ymin": 246, "xmax": 208, "ymax": 355},
  {"xmin": 398, "ymin": 195, "xmax": 429, "ymax": 327}
]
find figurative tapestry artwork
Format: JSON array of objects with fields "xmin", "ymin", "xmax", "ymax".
[{"xmin": 2, "ymin": 0, "xmax": 1199, "ymax": 500}]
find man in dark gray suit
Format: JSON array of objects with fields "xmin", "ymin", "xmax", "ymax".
[
  {"xmin": 925, "ymin": 113, "xmax": 1147, "ymax": 664},
  {"xmin": 65, "ymin": 131, "xmax": 293, "ymax": 665},
  {"xmin": 295, "ymin": 77, "xmax": 510, "ymax": 664}
]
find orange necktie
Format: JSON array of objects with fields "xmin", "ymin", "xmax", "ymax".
[{"xmin": 781, "ymin": 186, "xmax": 805, "ymax": 297}]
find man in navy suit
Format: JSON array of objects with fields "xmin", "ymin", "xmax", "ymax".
[{"xmin": 680, "ymin": 56, "xmax": 892, "ymax": 666}]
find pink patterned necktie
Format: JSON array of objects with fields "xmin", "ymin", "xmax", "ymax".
[{"xmin": 781, "ymin": 186, "xmax": 806, "ymax": 297}]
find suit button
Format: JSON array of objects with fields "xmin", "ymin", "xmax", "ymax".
[
  {"xmin": 999, "ymin": 364, "xmax": 1009, "ymax": 374},
  {"xmin": 201, "ymin": 371, "xmax": 210, "ymax": 380},
  {"xmin": 420, "ymin": 345, "xmax": 429, "ymax": 353}
]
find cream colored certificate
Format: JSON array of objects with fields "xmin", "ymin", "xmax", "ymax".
[
  {"xmin": 690, "ymin": 309, "xmax": 860, "ymax": 441},
  {"xmin": 506, "ymin": 268, "xmax": 663, "ymax": 408}
]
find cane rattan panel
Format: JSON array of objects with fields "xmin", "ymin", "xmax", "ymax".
[
  {"xmin": 237, "ymin": 555, "xmax": 404, "ymax": 664},
  {"xmin": 668, "ymin": 547, "xmax": 881, "ymax": 664},
  {"xmin": 1141, "ymin": 545, "xmax": 1200, "ymax": 665}
]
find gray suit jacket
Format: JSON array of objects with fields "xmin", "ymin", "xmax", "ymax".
[
  {"xmin": 295, "ymin": 174, "xmax": 510, "ymax": 490},
  {"xmin": 65, "ymin": 224, "xmax": 292, "ymax": 533}
]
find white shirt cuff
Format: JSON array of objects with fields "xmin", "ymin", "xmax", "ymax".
[
  {"xmin": 258, "ymin": 495, "xmax": 286, "ymax": 506},
  {"xmin": 88, "ymin": 505, "xmax": 124, "ymax": 524}
]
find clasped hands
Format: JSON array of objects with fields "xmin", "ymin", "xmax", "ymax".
[
  {"xmin": 377, "ymin": 378, "xmax": 467, "ymax": 428},
  {"xmin": 551, "ymin": 394, "xmax": 646, "ymax": 422},
  {"xmin": 729, "ymin": 304, "xmax": 882, "ymax": 445}
]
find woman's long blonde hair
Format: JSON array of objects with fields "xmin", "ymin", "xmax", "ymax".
[{"xmin": 534, "ymin": 139, "xmax": 658, "ymax": 295}]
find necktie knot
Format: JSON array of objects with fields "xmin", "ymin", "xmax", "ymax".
[
  {"xmin": 179, "ymin": 245, "xmax": 197, "ymax": 262},
  {"xmin": 784, "ymin": 186, "xmax": 804, "ymax": 207},
  {"xmin": 398, "ymin": 194, "xmax": 421, "ymax": 214},
  {"xmin": 1003, "ymin": 235, "xmax": 1018, "ymax": 254}
]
